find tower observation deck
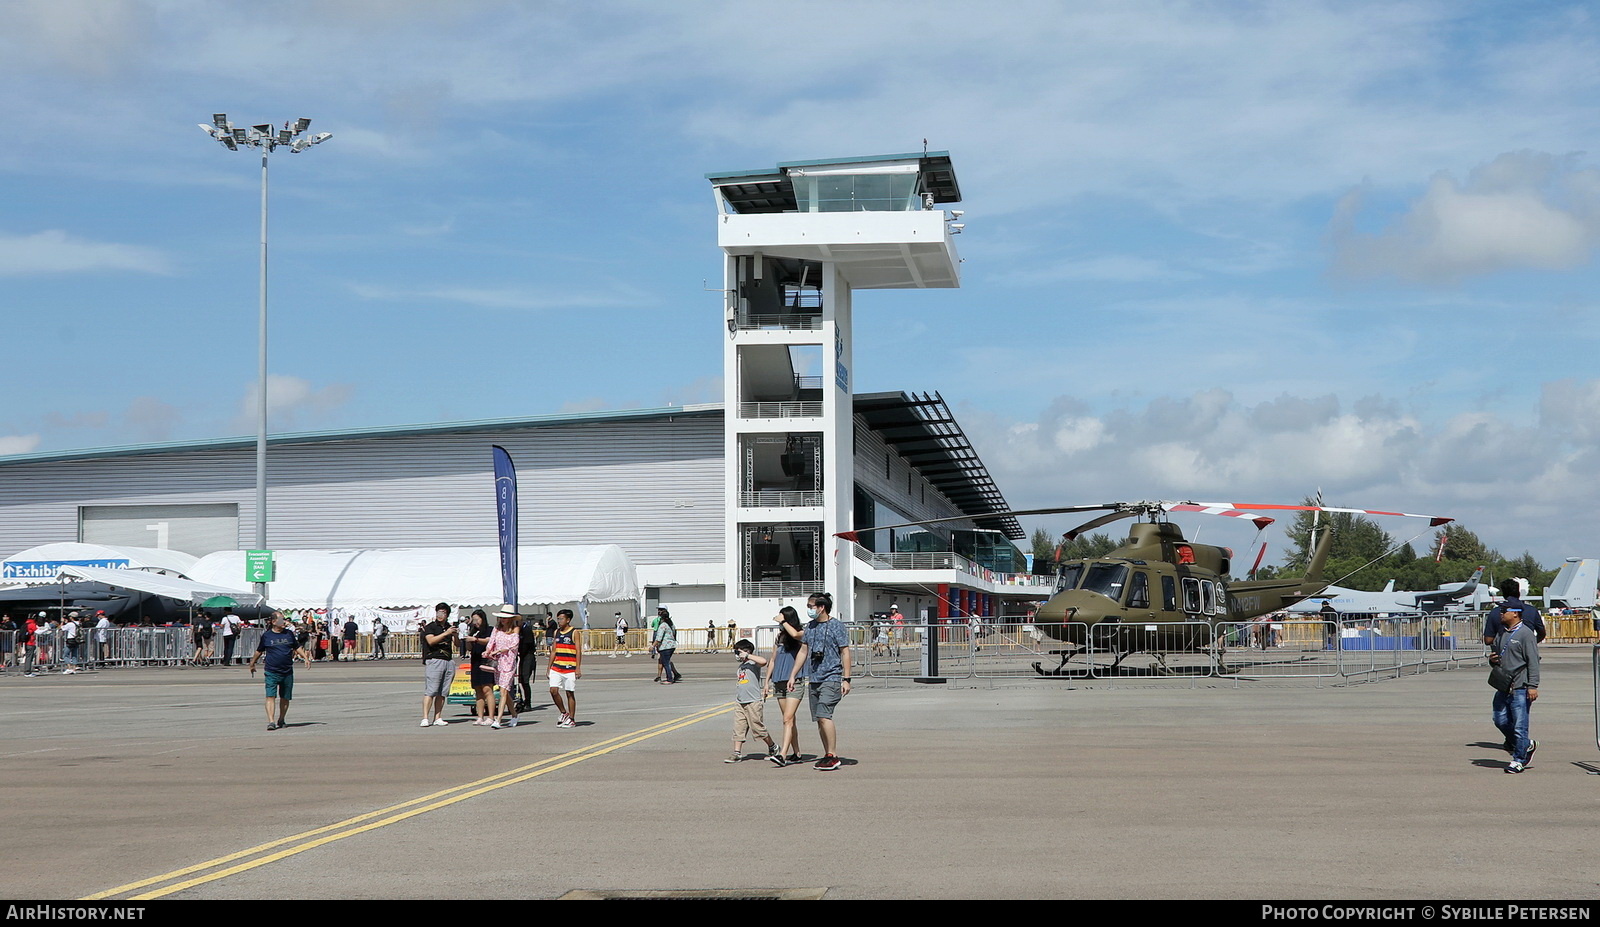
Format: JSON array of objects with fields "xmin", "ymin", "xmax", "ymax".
[{"xmin": 708, "ymin": 153, "xmax": 968, "ymax": 623}]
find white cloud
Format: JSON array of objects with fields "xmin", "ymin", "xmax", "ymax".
[
  {"xmin": 0, "ymin": 434, "xmax": 41, "ymax": 456},
  {"xmin": 349, "ymin": 282, "xmax": 656, "ymax": 311},
  {"xmin": 963, "ymin": 380, "xmax": 1600, "ymax": 564},
  {"xmin": 1331, "ymin": 151, "xmax": 1600, "ymax": 283},
  {"xmin": 236, "ymin": 375, "xmax": 353, "ymax": 431},
  {"xmin": 0, "ymin": 229, "xmax": 171, "ymax": 276}
]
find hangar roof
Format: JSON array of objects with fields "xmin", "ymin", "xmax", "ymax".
[{"xmin": 0, "ymin": 396, "xmax": 1019, "ymax": 536}]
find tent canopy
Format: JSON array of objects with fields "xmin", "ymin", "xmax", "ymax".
[
  {"xmin": 2, "ymin": 543, "xmax": 199, "ymax": 583},
  {"xmin": 188, "ymin": 545, "xmax": 642, "ymax": 610},
  {"xmin": 54, "ymin": 565, "xmax": 263, "ymax": 606}
]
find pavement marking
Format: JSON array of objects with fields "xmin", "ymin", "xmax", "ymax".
[{"xmin": 83, "ymin": 701, "xmax": 733, "ymax": 901}]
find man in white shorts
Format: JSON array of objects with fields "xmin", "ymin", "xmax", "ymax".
[{"xmin": 548, "ymin": 608, "xmax": 582, "ymax": 727}]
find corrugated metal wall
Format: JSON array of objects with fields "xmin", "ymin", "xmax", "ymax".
[{"xmin": 0, "ymin": 416, "xmax": 724, "ymax": 566}]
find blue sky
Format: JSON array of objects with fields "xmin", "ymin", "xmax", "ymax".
[{"xmin": 4, "ymin": 0, "xmax": 1600, "ymax": 569}]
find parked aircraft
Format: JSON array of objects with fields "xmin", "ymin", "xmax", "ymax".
[{"xmin": 1284, "ymin": 566, "xmax": 1484, "ymax": 615}]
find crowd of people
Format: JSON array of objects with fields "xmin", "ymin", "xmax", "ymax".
[{"xmin": 242, "ymin": 594, "xmax": 860, "ymax": 771}]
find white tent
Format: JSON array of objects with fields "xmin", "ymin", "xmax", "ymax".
[
  {"xmin": 53, "ymin": 565, "xmax": 263, "ymax": 606},
  {"xmin": 2, "ymin": 542, "xmax": 200, "ymax": 584},
  {"xmin": 188, "ymin": 545, "xmax": 642, "ymax": 610}
]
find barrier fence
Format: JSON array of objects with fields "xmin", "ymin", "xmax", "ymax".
[
  {"xmin": 855, "ymin": 616, "xmax": 1493, "ymax": 683},
  {"xmin": 0, "ymin": 615, "xmax": 1558, "ymax": 684}
]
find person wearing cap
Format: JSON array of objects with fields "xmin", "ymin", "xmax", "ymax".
[
  {"xmin": 93, "ymin": 611, "xmax": 112, "ymax": 666},
  {"xmin": 1489, "ymin": 602, "xmax": 1541, "ymax": 772},
  {"xmin": 1482, "ymin": 580, "xmax": 1546, "ymax": 645},
  {"xmin": 61, "ymin": 611, "xmax": 82, "ymax": 674},
  {"xmin": 419, "ymin": 603, "xmax": 459, "ymax": 727}
]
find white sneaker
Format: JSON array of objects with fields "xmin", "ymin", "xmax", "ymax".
[
  {"xmin": 431, "ymin": 718, "xmax": 449, "ymax": 726},
  {"xmin": 506, "ymin": 717, "xmax": 518, "ymax": 728},
  {"xmin": 490, "ymin": 720, "xmax": 501, "ymax": 729},
  {"xmin": 420, "ymin": 718, "xmax": 431, "ymax": 727}
]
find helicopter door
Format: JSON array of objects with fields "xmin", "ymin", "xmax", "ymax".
[
  {"xmin": 1126, "ymin": 571, "xmax": 1153, "ymax": 617},
  {"xmin": 1200, "ymin": 580, "xmax": 1216, "ymax": 615},
  {"xmin": 1181, "ymin": 577, "xmax": 1203, "ymax": 617},
  {"xmin": 1161, "ymin": 575, "xmax": 1178, "ymax": 613}
]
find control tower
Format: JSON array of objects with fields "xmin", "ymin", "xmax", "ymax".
[{"xmin": 707, "ymin": 152, "xmax": 963, "ymax": 623}]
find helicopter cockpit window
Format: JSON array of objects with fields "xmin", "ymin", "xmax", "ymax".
[
  {"xmin": 1181, "ymin": 577, "xmax": 1202, "ymax": 614},
  {"xmin": 1081, "ymin": 563, "xmax": 1128, "ymax": 601},
  {"xmin": 1200, "ymin": 580, "xmax": 1216, "ymax": 615},
  {"xmin": 1127, "ymin": 571, "xmax": 1150, "ymax": 609},
  {"xmin": 1055, "ymin": 562, "xmax": 1084, "ymax": 594},
  {"xmin": 1162, "ymin": 575, "xmax": 1178, "ymax": 611}
]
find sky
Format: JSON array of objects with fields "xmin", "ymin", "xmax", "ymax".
[{"xmin": 3, "ymin": 0, "xmax": 1600, "ymax": 571}]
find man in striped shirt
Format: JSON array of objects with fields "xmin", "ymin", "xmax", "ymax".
[{"xmin": 548, "ymin": 608, "xmax": 582, "ymax": 728}]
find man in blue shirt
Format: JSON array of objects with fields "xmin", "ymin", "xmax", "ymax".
[
  {"xmin": 249, "ymin": 611, "xmax": 309, "ymax": 731},
  {"xmin": 789, "ymin": 591, "xmax": 852, "ymax": 772},
  {"xmin": 1481, "ymin": 580, "xmax": 1546, "ymax": 644}
]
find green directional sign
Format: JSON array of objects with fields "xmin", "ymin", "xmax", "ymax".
[{"xmin": 246, "ymin": 550, "xmax": 276, "ymax": 584}]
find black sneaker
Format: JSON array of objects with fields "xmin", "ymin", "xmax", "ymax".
[
  {"xmin": 815, "ymin": 754, "xmax": 842, "ymax": 772},
  {"xmin": 267, "ymin": 722, "xmax": 278, "ymax": 731},
  {"xmin": 787, "ymin": 754, "xmax": 802, "ymax": 765},
  {"xmin": 1525, "ymin": 740, "xmax": 1538, "ymax": 767},
  {"xmin": 768, "ymin": 753, "xmax": 786, "ymax": 768}
]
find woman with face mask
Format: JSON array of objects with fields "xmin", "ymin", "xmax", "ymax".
[{"xmin": 763, "ymin": 605, "xmax": 808, "ymax": 766}]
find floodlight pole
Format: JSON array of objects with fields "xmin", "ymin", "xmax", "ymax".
[
  {"xmin": 199, "ymin": 115, "xmax": 331, "ymax": 602},
  {"xmin": 256, "ymin": 141, "xmax": 269, "ymax": 601}
]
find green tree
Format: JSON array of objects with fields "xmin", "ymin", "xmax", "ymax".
[
  {"xmin": 1283, "ymin": 498, "xmax": 1394, "ymax": 571},
  {"xmin": 1434, "ymin": 525, "xmax": 1494, "ymax": 564},
  {"xmin": 1059, "ymin": 532, "xmax": 1119, "ymax": 560},
  {"xmin": 1030, "ymin": 528, "xmax": 1055, "ymax": 563}
]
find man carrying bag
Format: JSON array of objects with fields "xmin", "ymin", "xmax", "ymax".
[{"xmin": 1489, "ymin": 604, "xmax": 1540, "ymax": 773}]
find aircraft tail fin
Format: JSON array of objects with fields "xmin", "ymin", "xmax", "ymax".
[{"xmin": 1382, "ymin": 580, "xmax": 1395, "ymax": 593}]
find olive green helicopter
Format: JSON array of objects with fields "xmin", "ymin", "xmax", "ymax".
[{"xmin": 841, "ymin": 500, "xmax": 1453, "ymax": 676}]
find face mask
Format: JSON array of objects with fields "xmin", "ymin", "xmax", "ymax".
[{"xmin": 806, "ymin": 608, "xmax": 819, "ymax": 619}]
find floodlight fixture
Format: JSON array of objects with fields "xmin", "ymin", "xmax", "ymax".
[
  {"xmin": 199, "ymin": 124, "xmax": 217, "ymax": 137},
  {"xmin": 294, "ymin": 117, "xmax": 311, "ymax": 133},
  {"xmin": 313, "ymin": 132, "xmax": 331, "ymax": 143},
  {"xmin": 232, "ymin": 127, "xmax": 248, "ymax": 142},
  {"xmin": 221, "ymin": 136, "xmax": 238, "ymax": 150},
  {"xmin": 277, "ymin": 129, "xmax": 292, "ymax": 144},
  {"xmin": 252, "ymin": 123, "xmax": 272, "ymax": 135},
  {"xmin": 212, "ymin": 113, "xmax": 229, "ymax": 128}
]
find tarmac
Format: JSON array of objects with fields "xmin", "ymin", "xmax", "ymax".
[{"xmin": 3, "ymin": 645, "xmax": 1598, "ymax": 901}]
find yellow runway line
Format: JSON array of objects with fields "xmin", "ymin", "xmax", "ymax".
[{"xmin": 83, "ymin": 702, "xmax": 732, "ymax": 901}]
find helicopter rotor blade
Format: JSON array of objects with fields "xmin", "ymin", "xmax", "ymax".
[
  {"xmin": 834, "ymin": 503, "xmax": 1124, "ymax": 542},
  {"xmin": 1062, "ymin": 509, "xmax": 1141, "ymax": 541},
  {"xmin": 1173, "ymin": 501, "xmax": 1452, "ymax": 528}
]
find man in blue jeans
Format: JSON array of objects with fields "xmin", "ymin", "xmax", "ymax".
[{"xmin": 1490, "ymin": 604, "xmax": 1540, "ymax": 773}]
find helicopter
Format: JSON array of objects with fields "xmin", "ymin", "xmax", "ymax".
[{"xmin": 839, "ymin": 500, "xmax": 1453, "ymax": 676}]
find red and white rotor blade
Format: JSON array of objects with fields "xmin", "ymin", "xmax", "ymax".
[
  {"xmin": 1174, "ymin": 501, "xmax": 1452, "ymax": 527},
  {"xmin": 1161, "ymin": 503, "xmax": 1276, "ymax": 531}
]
